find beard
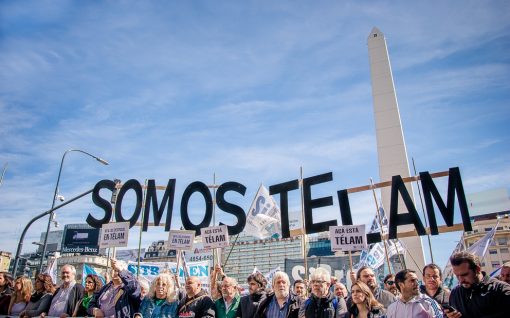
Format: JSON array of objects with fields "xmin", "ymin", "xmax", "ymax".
[{"xmin": 275, "ymin": 288, "xmax": 289, "ymax": 299}]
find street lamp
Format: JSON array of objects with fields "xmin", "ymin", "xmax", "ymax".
[{"xmin": 38, "ymin": 149, "xmax": 108, "ymax": 273}]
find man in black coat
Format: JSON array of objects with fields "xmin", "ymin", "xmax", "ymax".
[
  {"xmin": 445, "ymin": 251, "xmax": 510, "ymax": 318},
  {"xmin": 299, "ymin": 268, "xmax": 347, "ymax": 318},
  {"xmin": 178, "ymin": 276, "xmax": 215, "ymax": 318},
  {"xmin": 255, "ymin": 272, "xmax": 301, "ymax": 318},
  {"xmin": 236, "ymin": 272, "xmax": 268, "ymax": 318}
]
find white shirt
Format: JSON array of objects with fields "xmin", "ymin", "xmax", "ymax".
[{"xmin": 386, "ymin": 293, "xmax": 444, "ymax": 318}]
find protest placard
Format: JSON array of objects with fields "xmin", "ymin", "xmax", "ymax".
[
  {"xmin": 99, "ymin": 222, "xmax": 130, "ymax": 248},
  {"xmin": 168, "ymin": 230, "xmax": 195, "ymax": 250},
  {"xmin": 200, "ymin": 225, "xmax": 229, "ymax": 249},
  {"xmin": 330, "ymin": 225, "xmax": 366, "ymax": 252}
]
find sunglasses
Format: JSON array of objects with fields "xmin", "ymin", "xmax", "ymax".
[{"xmin": 385, "ymin": 281, "xmax": 395, "ymax": 285}]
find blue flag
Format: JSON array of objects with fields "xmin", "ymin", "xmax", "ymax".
[{"xmin": 82, "ymin": 264, "xmax": 106, "ymax": 285}]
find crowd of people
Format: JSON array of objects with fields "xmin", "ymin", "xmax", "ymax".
[{"xmin": 0, "ymin": 251, "xmax": 509, "ymax": 318}]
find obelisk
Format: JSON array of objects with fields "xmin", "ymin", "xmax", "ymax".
[{"xmin": 367, "ymin": 27, "xmax": 426, "ymax": 275}]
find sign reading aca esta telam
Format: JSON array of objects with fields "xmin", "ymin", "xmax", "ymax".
[{"xmin": 86, "ymin": 167, "xmax": 471, "ymax": 244}]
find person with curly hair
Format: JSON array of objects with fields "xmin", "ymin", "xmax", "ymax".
[
  {"xmin": 19, "ymin": 273, "xmax": 56, "ymax": 317},
  {"xmin": 73, "ymin": 274, "xmax": 104, "ymax": 317},
  {"xmin": 0, "ymin": 272, "xmax": 14, "ymax": 314},
  {"xmin": 137, "ymin": 273, "xmax": 179, "ymax": 318},
  {"xmin": 88, "ymin": 258, "xmax": 141, "ymax": 318},
  {"xmin": 8, "ymin": 276, "xmax": 33, "ymax": 316},
  {"xmin": 343, "ymin": 281, "xmax": 385, "ymax": 318}
]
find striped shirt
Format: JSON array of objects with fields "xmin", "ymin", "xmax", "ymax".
[
  {"xmin": 386, "ymin": 293, "xmax": 443, "ymax": 318},
  {"xmin": 266, "ymin": 295, "xmax": 290, "ymax": 318}
]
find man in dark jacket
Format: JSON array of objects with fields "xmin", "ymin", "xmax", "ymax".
[
  {"xmin": 88, "ymin": 258, "xmax": 141, "ymax": 318},
  {"xmin": 178, "ymin": 276, "xmax": 215, "ymax": 318},
  {"xmin": 48, "ymin": 264, "xmax": 85, "ymax": 317},
  {"xmin": 420, "ymin": 263, "xmax": 450, "ymax": 306},
  {"xmin": 255, "ymin": 272, "xmax": 301, "ymax": 318},
  {"xmin": 298, "ymin": 268, "xmax": 347, "ymax": 318},
  {"xmin": 236, "ymin": 272, "xmax": 267, "ymax": 318},
  {"xmin": 446, "ymin": 251, "xmax": 510, "ymax": 318}
]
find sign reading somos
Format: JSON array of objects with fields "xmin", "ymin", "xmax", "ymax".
[{"xmin": 86, "ymin": 167, "xmax": 472, "ymax": 243}]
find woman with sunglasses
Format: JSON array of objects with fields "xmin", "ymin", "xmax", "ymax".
[
  {"xmin": 20, "ymin": 273, "xmax": 55, "ymax": 317},
  {"xmin": 343, "ymin": 281, "xmax": 386, "ymax": 318},
  {"xmin": 72, "ymin": 274, "xmax": 104, "ymax": 317},
  {"xmin": 8, "ymin": 276, "xmax": 32, "ymax": 316}
]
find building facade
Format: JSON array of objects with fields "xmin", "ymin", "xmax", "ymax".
[
  {"xmin": 0, "ymin": 251, "xmax": 11, "ymax": 272},
  {"xmin": 222, "ymin": 233, "xmax": 303, "ymax": 283},
  {"xmin": 463, "ymin": 213, "xmax": 510, "ymax": 274}
]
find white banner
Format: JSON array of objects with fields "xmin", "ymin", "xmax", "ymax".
[
  {"xmin": 127, "ymin": 260, "xmax": 210, "ymax": 291},
  {"xmin": 185, "ymin": 242, "xmax": 213, "ymax": 262},
  {"xmin": 330, "ymin": 225, "xmax": 367, "ymax": 252},
  {"xmin": 201, "ymin": 225, "xmax": 229, "ymax": 249},
  {"xmin": 169, "ymin": 230, "xmax": 195, "ymax": 250},
  {"xmin": 245, "ymin": 185, "xmax": 282, "ymax": 239},
  {"xmin": 264, "ymin": 266, "xmax": 281, "ymax": 289},
  {"xmin": 99, "ymin": 222, "xmax": 129, "ymax": 248}
]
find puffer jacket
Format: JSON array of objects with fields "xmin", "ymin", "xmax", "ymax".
[{"xmin": 298, "ymin": 291, "xmax": 347, "ymax": 318}]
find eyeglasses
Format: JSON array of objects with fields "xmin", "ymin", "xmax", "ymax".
[
  {"xmin": 385, "ymin": 281, "xmax": 395, "ymax": 285},
  {"xmin": 311, "ymin": 280, "xmax": 327, "ymax": 284}
]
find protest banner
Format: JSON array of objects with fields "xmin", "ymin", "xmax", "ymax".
[
  {"xmin": 285, "ymin": 255, "xmax": 359, "ymax": 285},
  {"xmin": 127, "ymin": 260, "xmax": 210, "ymax": 291},
  {"xmin": 245, "ymin": 185, "xmax": 282, "ymax": 239},
  {"xmin": 99, "ymin": 222, "xmax": 130, "ymax": 248},
  {"xmin": 330, "ymin": 225, "xmax": 367, "ymax": 252},
  {"xmin": 201, "ymin": 225, "xmax": 229, "ymax": 249},
  {"xmin": 168, "ymin": 230, "xmax": 195, "ymax": 250}
]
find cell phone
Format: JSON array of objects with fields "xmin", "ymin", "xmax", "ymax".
[{"xmin": 442, "ymin": 304, "xmax": 457, "ymax": 312}]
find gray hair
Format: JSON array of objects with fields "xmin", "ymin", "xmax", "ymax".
[
  {"xmin": 61, "ymin": 264, "xmax": 76, "ymax": 276},
  {"xmin": 310, "ymin": 267, "xmax": 330, "ymax": 283},
  {"xmin": 272, "ymin": 271, "xmax": 290, "ymax": 287}
]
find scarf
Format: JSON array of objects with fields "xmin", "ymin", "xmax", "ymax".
[{"xmin": 82, "ymin": 294, "xmax": 92, "ymax": 309}]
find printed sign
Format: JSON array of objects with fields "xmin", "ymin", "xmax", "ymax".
[
  {"xmin": 330, "ymin": 225, "xmax": 367, "ymax": 252},
  {"xmin": 127, "ymin": 260, "xmax": 210, "ymax": 291},
  {"xmin": 168, "ymin": 230, "xmax": 195, "ymax": 250},
  {"xmin": 99, "ymin": 222, "xmax": 129, "ymax": 248},
  {"xmin": 285, "ymin": 255, "xmax": 360, "ymax": 285},
  {"xmin": 201, "ymin": 225, "xmax": 229, "ymax": 249},
  {"xmin": 62, "ymin": 224, "xmax": 100, "ymax": 254},
  {"xmin": 185, "ymin": 242, "xmax": 213, "ymax": 262}
]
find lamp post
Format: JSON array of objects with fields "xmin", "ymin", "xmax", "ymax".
[
  {"xmin": 38, "ymin": 149, "xmax": 108, "ymax": 273},
  {"xmin": 12, "ymin": 188, "xmax": 93, "ymax": 277}
]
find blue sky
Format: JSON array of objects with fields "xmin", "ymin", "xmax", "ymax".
[{"xmin": 1, "ymin": 1, "xmax": 509, "ymax": 270}]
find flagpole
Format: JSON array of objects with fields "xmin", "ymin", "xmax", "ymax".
[
  {"xmin": 106, "ymin": 180, "xmax": 121, "ymax": 279},
  {"xmin": 412, "ymin": 158, "xmax": 434, "ymax": 263},
  {"xmin": 175, "ymin": 249, "xmax": 181, "ymax": 288},
  {"xmin": 223, "ymin": 234, "xmax": 240, "ymax": 268},
  {"xmin": 396, "ymin": 239, "xmax": 421, "ymax": 270},
  {"xmin": 348, "ymin": 251, "xmax": 353, "ymax": 273},
  {"xmin": 136, "ymin": 179, "xmax": 148, "ymax": 278},
  {"xmin": 212, "ymin": 173, "xmax": 217, "ymax": 269},
  {"xmin": 369, "ymin": 178, "xmax": 392, "ymax": 275},
  {"xmin": 300, "ymin": 167, "xmax": 309, "ymax": 280}
]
